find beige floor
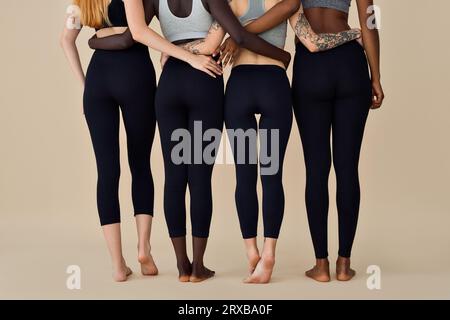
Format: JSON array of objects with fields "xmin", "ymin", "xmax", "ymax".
[{"xmin": 2, "ymin": 210, "xmax": 449, "ymax": 300}]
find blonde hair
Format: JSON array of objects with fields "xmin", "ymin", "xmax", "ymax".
[{"xmin": 73, "ymin": 0, "xmax": 111, "ymax": 29}]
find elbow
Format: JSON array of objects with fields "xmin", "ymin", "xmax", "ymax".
[
  {"xmin": 307, "ymin": 44, "xmax": 319, "ymax": 53},
  {"xmin": 131, "ymin": 29, "xmax": 145, "ymax": 43},
  {"xmin": 232, "ymin": 32, "xmax": 247, "ymax": 47}
]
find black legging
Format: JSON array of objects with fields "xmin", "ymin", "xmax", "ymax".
[
  {"xmin": 155, "ymin": 57, "xmax": 224, "ymax": 238},
  {"xmin": 292, "ymin": 41, "xmax": 372, "ymax": 258},
  {"xmin": 225, "ymin": 65, "xmax": 292, "ymax": 239},
  {"xmin": 84, "ymin": 45, "xmax": 156, "ymax": 226}
]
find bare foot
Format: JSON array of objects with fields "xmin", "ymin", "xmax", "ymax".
[
  {"xmin": 244, "ymin": 255, "xmax": 275, "ymax": 284},
  {"xmin": 247, "ymin": 249, "xmax": 261, "ymax": 275},
  {"xmin": 113, "ymin": 260, "xmax": 133, "ymax": 282},
  {"xmin": 336, "ymin": 257, "xmax": 356, "ymax": 281},
  {"xmin": 305, "ymin": 259, "xmax": 330, "ymax": 282},
  {"xmin": 138, "ymin": 243, "xmax": 158, "ymax": 276},
  {"xmin": 178, "ymin": 260, "xmax": 192, "ymax": 283},
  {"xmin": 190, "ymin": 263, "xmax": 215, "ymax": 283}
]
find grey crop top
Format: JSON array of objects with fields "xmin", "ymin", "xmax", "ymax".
[
  {"xmin": 302, "ymin": 0, "xmax": 351, "ymax": 13},
  {"xmin": 159, "ymin": 0, "xmax": 214, "ymax": 43},
  {"xmin": 239, "ymin": 0, "xmax": 287, "ymax": 49}
]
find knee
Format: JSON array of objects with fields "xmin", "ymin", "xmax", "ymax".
[
  {"xmin": 165, "ymin": 178, "xmax": 187, "ymax": 193},
  {"xmin": 305, "ymin": 158, "xmax": 331, "ymax": 182},
  {"xmin": 98, "ymin": 166, "xmax": 121, "ymax": 186},
  {"xmin": 333, "ymin": 157, "xmax": 359, "ymax": 182}
]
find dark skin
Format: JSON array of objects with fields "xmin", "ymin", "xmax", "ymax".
[
  {"xmin": 303, "ymin": 1, "xmax": 384, "ymax": 110},
  {"xmin": 301, "ymin": 0, "xmax": 384, "ymax": 283}
]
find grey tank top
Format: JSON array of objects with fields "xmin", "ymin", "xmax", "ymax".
[
  {"xmin": 302, "ymin": 0, "xmax": 351, "ymax": 13},
  {"xmin": 159, "ymin": 0, "xmax": 214, "ymax": 43},
  {"xmin": 239, "ymin": 0, "xmax": 287, "ymax": 49}
]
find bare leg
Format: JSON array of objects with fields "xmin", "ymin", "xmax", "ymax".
[
  {"xmin": 244, "ymin": 238, "xmax": 276, "ymax": 284},
  {"xmin": 135, "ymin": 215, "xmax": 158, "ymax": 276},
  {"xmin": 102, "ymin": 223, "xmax": 132, "ymax": 282},
  {"xmin": 336, "ymin": 256, "xmax": 356, "ymax": 281},
  {"xmin": 171, "ymin": 236, "xmax": 192, "ymax": 282},
  {"xmin": 305, "ymin": 258, "xmax": 331, "ymax": 282},
  {"xmin": 244, "ymin": 238, "xmax": 261, "ymax": 274},
  {"xmin": 190, "ymin": 237, "xmax": 215, "ymax": 283}
]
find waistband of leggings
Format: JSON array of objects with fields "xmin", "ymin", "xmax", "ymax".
[
  {"xmin": 231, "ymin": 64, "xmax": 286, "ymax": 74},
  {"xmin": 295, "ymin": 39, "xmax": 359, "ymax": 53}
]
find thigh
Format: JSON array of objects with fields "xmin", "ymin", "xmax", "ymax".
[
  {"xmin": 332, "ymin": 96, "xmax": 370, "ymax": 168},
  {"xmin": 258, "ymin": 71, "xmax": 293, "ymax": 174},
  {"xmin": 120, "ymin": 84, "xmax": 156, "ymax": 162},
  {"xmin": 84, "ymin": 88, "xmax": 120, "ymax": 169},
  {"xmin": 333, "ymin": 43, "xmax": 372, "ymax": 167}
]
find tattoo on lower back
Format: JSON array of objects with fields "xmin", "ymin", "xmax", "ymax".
[{"xmin": 295, "ymin": 14, "xmax": 360, "ymax": 51}]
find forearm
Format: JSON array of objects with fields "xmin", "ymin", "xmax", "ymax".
[
  {"xmin": 131, "ymin": 27, "xmax": 193, "ymax": 62},
  {"xmin": 291, "ymin": 12, "xmax": 360, "ymax": 52},
  {"xmin": 61, "ymin": 41, "xmax": 85, "ymax": 86},
  {"xmin": 181, "ymin": 22, "xmax": 225, "ymax": 55},
  {"xmin": 209, "ymin": 0, "xmax": 290, "ymax": 65},
  {"xmin": 357, "ymin": 0, "xmax": 380, "ymax": 81},
  {"xmin": 361, "ymin": 23, "xmax": 380, "ymax": 81},
  {"xmin": 89, "ymin": 29, "xmax": 136, "ymax": 50},
  {"xmin": 245, "ymin": 0, "xmax": 300, "ymax": 34}
]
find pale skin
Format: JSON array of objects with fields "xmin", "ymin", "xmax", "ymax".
[
  {"xmin": 170, "ymin": 0, "xmax": 363, "ymax": 284},
  {"xmin": 60, "ymin": 15, "xmax": 159, "ymax": 283},
  {"xmin": 60, "ymin": 0, "xmax": 220, "ymax": 282},
  {"xmin": 91, "ymin": 0, "xmax": 222, "ymax": 77}
]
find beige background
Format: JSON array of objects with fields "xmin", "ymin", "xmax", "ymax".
[{"xmin": 1, "ymin": 0, "xmax": 449, "ymax": 299}]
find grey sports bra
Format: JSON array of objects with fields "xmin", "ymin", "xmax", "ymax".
[
  {"xmin": 239, "ymin": 0, "xmax": 287, "ymax": 49},
  {"xmin": 302, "ymin": 0, "xmax": 351, "ymax": 13},
  {"xmin": 159, "ymin": 0, "xmax": 214, "ymax": 43}
]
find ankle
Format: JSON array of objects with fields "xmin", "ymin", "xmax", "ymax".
[
  {"xmin": 315, "ymin": 258, "xmax": 330, "ymax": 268},
  {"xmin": 113, "ymin": 259, "xmax": 126, "ymax": 271},
  {"xmin": 191, "ymin": 260, "xmax": 205, "ymax": 269},
  {"xmin": 337, "ymin": 256, "xmax": 351, "ymax": 264},
  {"xmin": 138, "ymin": 241, "xmax": 151, "ymax": 253},
  {"xmin": 246, "ymin": 247, "xmax": 260, "ymax": 258},
  {"xmin": 261, "ymin": 252, "xmax": 275, "ymax": 263}
]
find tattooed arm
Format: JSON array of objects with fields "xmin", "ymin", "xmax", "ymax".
[
  {"xmin": 180, "ymin": 21, "xmax": 226, "ymax": 55},
  {"xmin": 289, "ymin": 5, "xmax": 361, "ymax": 52}
]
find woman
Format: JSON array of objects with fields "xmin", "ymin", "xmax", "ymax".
[
  {"xmin": 292, "ymin": 0, "xmax": 385, "ymax": 282},
  {"xmin": 187, "ymin": 0, "xmax": 362, "ymax": 283},
  {"xmin": 60, "ymin": 0, "xmax": 221, "ymax": 282},
  {"xmin": 89, "ymin": 0, "xmax": 291, "ymax": 283}
]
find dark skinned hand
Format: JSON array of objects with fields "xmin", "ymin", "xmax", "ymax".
[{"xmin": 213, "ymin": 37, "xmax": 240, "ymax": 68}]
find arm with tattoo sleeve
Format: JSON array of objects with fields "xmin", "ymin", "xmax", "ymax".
[
  {"xmin": 180, "ymin": 21, "xmax": 226, "ymax": 55},
  {"xmin": 289, "ymin": 5, "xmax": 361, "ymax": 52}
]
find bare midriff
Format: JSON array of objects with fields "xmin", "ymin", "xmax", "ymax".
[
  {"xmin": 233, "ymin": 0, "xmax": 285, "ymax": 69},
  {"xmin": 302, "ymin": 7, "xmax": 350, "ymax": 35}
]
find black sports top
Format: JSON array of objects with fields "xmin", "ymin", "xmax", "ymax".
[{"xmin": 107, "ymin": 0, "xmax": 128, "ymax": 27}]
